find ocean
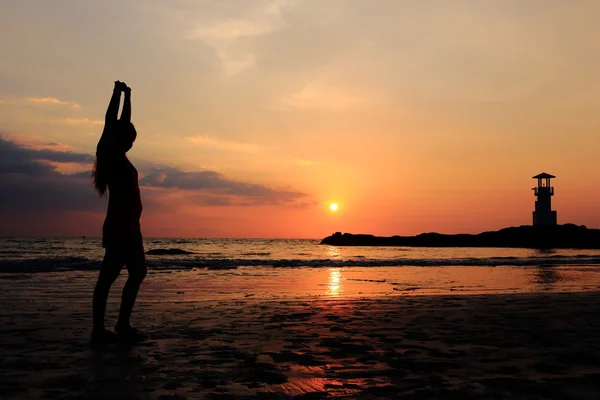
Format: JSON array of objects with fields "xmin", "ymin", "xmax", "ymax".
[{"xmin": 2, "ymin": 238, "xmax": 600, "ymax": 298}]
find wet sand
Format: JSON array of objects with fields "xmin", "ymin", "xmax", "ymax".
[{"xmin": 2, "ymin": 270, "xmax": 600, "ymax": 399}]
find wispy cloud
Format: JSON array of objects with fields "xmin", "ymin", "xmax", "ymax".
[
  {"xmin": 59, "ymin": 118, "xmax": 103, "ymax": 125},
  {"xmin": 184, "ymin": 134, "xmax": 263, "ymax": 153},
  {"xmin": 26, "ymin": 97, "xmax": 80, "ymax": 109},
  {"xmin": 187, "ymin": 0, "xmax": 296, "ymax": 75},
  {"xmin": 282, "ymin": 80, "xmax": 367, "ymax": 111},
  {"xmin": 0, "ymin": 97, "xmax": 80, "ymax": 109}
]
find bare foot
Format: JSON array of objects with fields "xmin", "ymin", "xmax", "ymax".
[
  {"xmin": 90, "ymin": 328, "xmax": 116, "ymax": 346},
  {"xmin": 115, "ymin": 324, "xmax": 146, "ymax": 341}
]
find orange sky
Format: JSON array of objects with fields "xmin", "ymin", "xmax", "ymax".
[{"xmin": 1, "ymin": 1, "xmax": 600, "ymax": 238}]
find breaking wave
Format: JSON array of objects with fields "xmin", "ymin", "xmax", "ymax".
[{"xmin": 3, "ymin": 254, "xmax": 600, "ymax": 273}]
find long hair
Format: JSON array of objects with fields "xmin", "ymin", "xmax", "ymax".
[
  {"xmin": 92, "ymin": 121, "xmax": 136, "ymax": 196},
  {"xmin": 92, "ymin": 136, "xmax": 110, "ymax": 197}
]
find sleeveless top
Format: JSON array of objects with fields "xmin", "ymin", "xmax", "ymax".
[{"xmin": 102, "ymin": 156, "xmax": 143, "ymax": 244}]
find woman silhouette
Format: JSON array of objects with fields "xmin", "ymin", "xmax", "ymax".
[{"xmin": 91, "ymin": 81, "xmax": 146, "ymax": 343}]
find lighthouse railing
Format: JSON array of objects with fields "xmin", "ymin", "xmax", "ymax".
[{"xmin": 533, "ymin": 187, "xmax": 554, "ymax": 196}]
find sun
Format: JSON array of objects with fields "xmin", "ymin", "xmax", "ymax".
[{"xmin": 330, "ymin": 203, "xmax": 339, "ymax": 211}]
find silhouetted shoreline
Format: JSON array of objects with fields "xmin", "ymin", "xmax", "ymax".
[
  {"xmin": 146, "ymin": 248, "xmax": 195, "ymax": 255},
  {"xmin": 321, "ymin": 224, "xmax": 600, "ymax": 249}
]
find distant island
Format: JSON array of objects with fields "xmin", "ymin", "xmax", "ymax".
[{"xmin": 321, "ymin": 224, "xmax": 600, "ymax": 249}]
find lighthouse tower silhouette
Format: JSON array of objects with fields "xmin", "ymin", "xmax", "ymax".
[{"xmin": 532, "ymin": 172, "xmax": 557, "ymax": 226}]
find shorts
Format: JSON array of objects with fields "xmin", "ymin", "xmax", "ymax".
[
  {"xmin": 102, "ymin": 227, "xmax": 143, "ymax": 247},
  {"xmin": 101, "ymin": 231, "xmax": 146, "ymax": 277}
]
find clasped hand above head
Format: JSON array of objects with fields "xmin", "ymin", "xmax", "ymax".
[{"xmin": 114, "ymin": 80, "xmax": 131, "ymax": 94}]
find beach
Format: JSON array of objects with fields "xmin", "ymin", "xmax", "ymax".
[
  {"xmin": 2, "ymin": 266, "xmax": 600, "ymax": 399},
  {"xmin": 3, "ymin": 0, "xmax": 600, "ymax": 397}
]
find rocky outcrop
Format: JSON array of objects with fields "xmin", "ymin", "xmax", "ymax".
[{"xmin": 321, "ymin": 224, "xmax": 600, "ymax": 249}]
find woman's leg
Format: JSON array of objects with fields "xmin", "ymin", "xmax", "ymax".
[
  {"xmin": 116, "ymin": 239, "xmax": 147, "ymax": 330},
  {"xmin": 92, "ymin": 248, "xmax": 124, "ymax": 332}
]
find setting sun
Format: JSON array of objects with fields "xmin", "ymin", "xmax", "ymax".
[{"xmin": 330, "ymin": 203, "xmax": 339, "ymax": 211}]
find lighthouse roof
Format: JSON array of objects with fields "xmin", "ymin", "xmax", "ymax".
[{"xmin": 533, "ymin": 172, "xmax": 555, "ymax": 179}]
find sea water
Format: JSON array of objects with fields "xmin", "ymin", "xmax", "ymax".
[{"xmin": 2, "ymin": 237, "xmax": 600, "ymax": 299}]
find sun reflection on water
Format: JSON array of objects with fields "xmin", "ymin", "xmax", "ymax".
[
  {"xmin": 328, "ymin": 268, "xmax": 342, "ymax": 296},
  {"xmin": 327, "ymin": 246, "xmax": 340, "ymax": 259}
]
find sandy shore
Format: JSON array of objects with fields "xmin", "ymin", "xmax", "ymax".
[{"xmin": 2, "ymin": 272, "xmax": 600, "ymax": 399}]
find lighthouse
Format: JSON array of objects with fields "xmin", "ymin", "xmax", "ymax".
[{"xmin": 532, "ymin": 172, "xmax": 557, "ymax": 226}]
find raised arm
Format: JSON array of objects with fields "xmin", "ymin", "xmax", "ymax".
[
  {"xmin": 120, "ymin": 85, "xmax": 131, "ymax": 123},
  {"xmin": 105, "ymin": 81, "xmax": 123, "ymax": 124}
]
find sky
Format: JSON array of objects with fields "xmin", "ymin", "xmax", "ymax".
[{"xmin": 1, "ymin": 0, "xmax": 600, "ymax": 238}]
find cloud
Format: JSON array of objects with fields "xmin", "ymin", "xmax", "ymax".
[
  {"xmin": 139, "ymin": 167, "xmax": 308, "ymax": 206},
  {"xmin": 0, "ymin": 137, "xmax": 99, "ymax": 214},
  {"xmin": 0, "ymin": 135, "xmax": 311, "ymax": 223},
  {"xmin": 184, "ymin": 134, "xmax": 263, "ymax": 153},
  {"xmin": 0, "ymin": 97, "xmax": 81, "ymax": 109},
  {"xmin": 282, "ymin": 80, "xmax": 367, "ymax": 111},
  {"xmin": 59, "ymin": 118, "xmax": 103, "ymax": 125},
  {"xmin": 187, "ymin": 0, "xmax": 296, "ymax": 75},
  {"xmin": 27, "ymin": 97, "xmax": 79, "ymax": 108},
  {"xmin": 0, "ymin": 172, "xmax": 100, "ymax": 213},
  {"xmin": 0, "ymin": 136, "xmax": 93, "ymax": 176}
]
